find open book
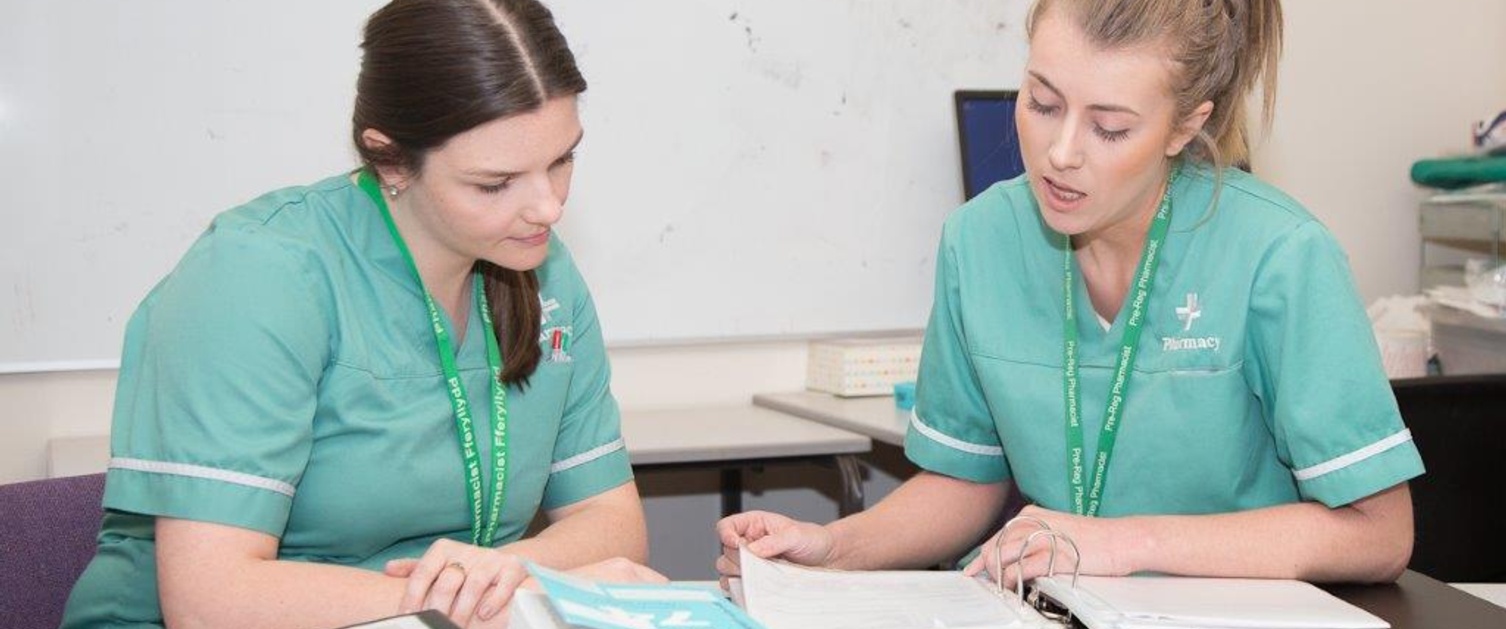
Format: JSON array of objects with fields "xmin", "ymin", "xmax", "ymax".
[{"xmin": 738, "ymin": 539, "xmax": 1390, "ymax": 629}]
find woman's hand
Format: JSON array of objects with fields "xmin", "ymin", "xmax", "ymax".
[
  {"xmin": 384, "ymin": 538, "xmax": 531, "ymax": 626},
  {"xmin": 385, "ymin": 541, "xmax": 670, "ymax": 627},
  {"xmin": 962, "ymin": 504, "xmax": 1138, "ymax": 591},
  {"xmin": 715, "ymin": 510, "xmax": 836, "ymax": 579}
]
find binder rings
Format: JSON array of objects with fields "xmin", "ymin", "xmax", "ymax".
[{"xmin": 737, "ymin": 516, "xmax": 1392, "ymax": 629}]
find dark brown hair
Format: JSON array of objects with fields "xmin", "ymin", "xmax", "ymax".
[
  {"xmin": 1027, "ymin": 0, "xmax": 1283, "ymax": 170},
  {"xmin": 353, "ymin": 0, "xmax": 587, "ymax": 385}
]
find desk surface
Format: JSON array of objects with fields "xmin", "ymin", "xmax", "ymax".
[
  {"xmin": 1455, "ymin": 583, "xmax": 1506, "ymax": 608},
  {"xmin": 1326, "ymin": 570, "xmax": 1506, "ymax": 628},
  {"xmin": 753, "ymin": 390, "xmax": 909, "ymax": 446},
  {"xmin": 47, "ymin": 405, "xmax": 872, "ymax": 477},
  {"xmin": 620, "ymin": 405, "xmax": 870, "ymax": 466}
]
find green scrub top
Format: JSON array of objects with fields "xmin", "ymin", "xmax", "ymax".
[
  {"xmin": 906, "ymin": 164, "xmax": 1424, "ymax": 519},
  {"xmin": 61, "ymin": 174, "xmax": 632, "ymax": 628}
]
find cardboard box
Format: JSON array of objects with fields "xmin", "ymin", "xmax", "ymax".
[{"xmin": 806, "ymin": 336, "xmax": 922, "ymax": 397}]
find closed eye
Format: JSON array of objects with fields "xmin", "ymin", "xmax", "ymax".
[
  {"xmin": 478, "ymin": 179, "xmax": 512, "ymax": 194},
  {"xmin": 1094, "ymin": 126, "xmax": 1130, "ymax": 142},
  {"xmin": 1025, "ymin": 95, "xmax": 1059, "ymax": 116}
]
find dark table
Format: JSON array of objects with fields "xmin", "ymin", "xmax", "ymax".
[{"xmin": 1323, "ymin": 570, "xmax": 1506, "ymax": 629}]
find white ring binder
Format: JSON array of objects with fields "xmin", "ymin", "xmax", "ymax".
[
  {"xmin": 993, "ymin": 515, "xmax": 1053, "ymax": 598},
  {"xmin": 993, "ymin": 516, "xmax": 1083, "ymax": 627}
]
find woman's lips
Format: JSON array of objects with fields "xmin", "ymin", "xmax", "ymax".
[
  {"xmin": 1042, "ymin": 176, "xmax": 1087, "ymax": 211},
  {"xmin": 513, "ymin": 230, "xmax": 550, "ymax": 246}
]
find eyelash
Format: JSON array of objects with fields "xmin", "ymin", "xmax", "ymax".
[
  {"xmin": 476, "ymin": 152, "xmax": 577, "ymax": 194},
  {"xmin": 478, "ymin": 180, "xmax": 511, "ymax": 194},
  {"xmin": 1026, "ymin": 95, "xmax": 1131, "ymax": 143}
]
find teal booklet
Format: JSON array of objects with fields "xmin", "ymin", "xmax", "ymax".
[{"xmin": 522, "ymin": 563, "xmax": 765, "ymax": 629}]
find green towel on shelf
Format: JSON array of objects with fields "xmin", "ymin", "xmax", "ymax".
[{"xmin": 1411, "ymin": 155, "xmax": 1506, "ymax": 189}]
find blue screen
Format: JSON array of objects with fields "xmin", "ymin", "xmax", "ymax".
[{"xmin": 958, "ymin": 95, "xmax": 1025, "ymax": 200}]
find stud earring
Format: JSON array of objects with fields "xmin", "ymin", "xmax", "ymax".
[{"xmin": 386, "ymin": 185, "xmax": 400, "ymax": 198}]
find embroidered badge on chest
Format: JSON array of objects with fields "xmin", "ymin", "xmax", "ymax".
[
  {"xmin": 542, "ymin": 326, "xmax": 573, "ymax": 363},
  {"xmin": 538, "ymin": 296, "xmax": 573, "ymax": 362},
  {"xmin": 1162, "ymin": 292, "xmax": 1221, "ymax": 352}
]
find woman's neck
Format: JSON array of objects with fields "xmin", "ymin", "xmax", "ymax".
[
  {"xmin": 388, "ymin": 196, "xmax": 476, "ymax": 340},
  {"xmin": 1071, "ymin": 176, "xmax": 1170, "ymax": 322}
]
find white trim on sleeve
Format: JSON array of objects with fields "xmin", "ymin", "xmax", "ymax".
[
  {"xmin": 1291, "ymin": 429, "xmax": 1414, "ymax": 482},
  {"xmin": 550, "ymin": 438, "xmax": 625, "ymax": 474},
  {"xmin": 109, "ymin": 457, "xmax": 296, "ymax": 497},
  {"xmin": 909, "ymin": 410, "xmax": 1004, "ymax": 457}
]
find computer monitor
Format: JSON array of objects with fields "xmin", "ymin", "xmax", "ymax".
[{"xmin": 954, "ymin": 90, "xmax": 1026, "ymax": 201}]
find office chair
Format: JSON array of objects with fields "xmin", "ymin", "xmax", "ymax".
[
  {"xmin": 1392, "ymin": 374, "xmax": 1506, "ymax": 583},
  {"xmin": 0, "ymin": 473, "xmax": 105, "ymax": 629}
]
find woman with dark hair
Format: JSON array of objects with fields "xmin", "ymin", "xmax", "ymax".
[
  {"xmin": 62, "ymin": 1, "xmax": 658, "ymax": 627},
  {"xmin": 719, "ymin": 0, "xmax": 1422, "ymax": 589}
]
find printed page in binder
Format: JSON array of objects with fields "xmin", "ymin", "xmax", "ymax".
[
  {"xmin": 1031, "ymin": 574, "xmax": 1390, "ymax": 629},
  {"xmin": 738, "ymin": 547, "xmax": 1058, "ymax": 629}
]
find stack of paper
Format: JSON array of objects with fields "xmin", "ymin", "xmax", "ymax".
[{"xmin": 739, "ymin": 548, "xmax": 1052, "ymax": 628}]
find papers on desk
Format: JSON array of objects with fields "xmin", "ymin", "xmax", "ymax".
[{"xmin": 739, "ymin": 547, "xmax": 1054, "ymax": 628}]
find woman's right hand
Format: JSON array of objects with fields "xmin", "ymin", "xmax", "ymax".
[
  {"xmin": 383, "ymin": 539, "xmax": 530, "ymax": 625},
  {"xmin": 387, "ymin": 550, "xmax": 668, "ymax": 628},
  {"xmin": 715, "ymin": 510, "xmax": 835, "ymax": 578}
]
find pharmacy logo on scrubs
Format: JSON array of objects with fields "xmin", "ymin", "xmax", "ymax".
[
  {"xmin": 1162, "ymin": 292, "xmax": 1220, "ymax": 352},
  {"xmin": 540, "ymin": 297, "xmax": 561, "ymax": 324},
  {"xmin": 1175, "ymin": 293, "xmax": 1202, "ymax": 331}
]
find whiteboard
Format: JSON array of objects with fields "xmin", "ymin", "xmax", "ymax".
[{"xmin": 0, "ymin": 0, "xmax": 1029, "ymax": 372}]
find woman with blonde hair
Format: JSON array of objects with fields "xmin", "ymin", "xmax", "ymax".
[{"xmin": 719, "ymin": 0, "xmax": 1421, "ymax": 587}]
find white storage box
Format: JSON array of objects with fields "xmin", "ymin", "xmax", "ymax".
[
  {"xmin": 1431, "ymin": 306, "xmax": 1506, "ymax": 375},
  {"xmin": 806, "ymin": 336, "xmax": 922, "ymax": 397}
]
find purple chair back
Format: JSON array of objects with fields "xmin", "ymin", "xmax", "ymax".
[{"xmin": 0, "ymin": 473, "xmax": 106, "ymax": 629}]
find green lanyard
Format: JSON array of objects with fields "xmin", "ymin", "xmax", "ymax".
[
  {"xmin": 358, "ymin": 170, "xmax": 509, "ymax": 547},
  {"xmin": 1063, "ymin": 168, "xmax": 1176, "ymax": 517}
]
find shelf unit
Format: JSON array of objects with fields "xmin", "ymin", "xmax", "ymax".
[{"xmin": 1418, "ymin": 187, "xmax": 1506, "ymax": 289}]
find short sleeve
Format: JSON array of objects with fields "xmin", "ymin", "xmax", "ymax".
[
  {"xmin": 539, "ymin": 257, "xmax": 632, "ymax": 510},
  {"xmin": 105, "ymin": 225, "xmax": 330, "ymax": 537},
  {"xmin": 905, "ymin": 226, "xmax": 1011, "ymax": 483},
  {"xmin": 1244, "ymin": 222, "xmax": 1424, "ymax": 507}
]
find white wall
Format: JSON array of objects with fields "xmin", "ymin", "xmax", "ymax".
[{"xmin": 1253, "ymin": 0, "xmax": 1506, "ymax": 302}]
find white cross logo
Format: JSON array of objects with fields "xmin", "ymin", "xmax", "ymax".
[{"xmin": 1176, "ymin": 293, "xmax": 1201, "ymax": 331}]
